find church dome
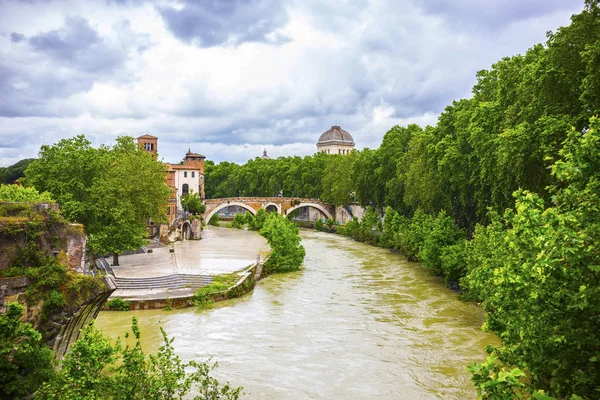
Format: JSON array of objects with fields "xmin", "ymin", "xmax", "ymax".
[{"xmin": 317, "ymin": 126, "xmax": 355, "ymax": 146}]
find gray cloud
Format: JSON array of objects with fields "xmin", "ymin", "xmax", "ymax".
[
  {"xmin": 0, "ymin": 0, "xmax": 585, "ymax": 165},
  {"xmin": 2, "ymin": 16, "xmax": 151, "ymax": 117},
  {"xmin": 10, "ymin": 32, "xmax": 25, "ymax": 42},
  {"xmin": 28, "ymin": 16, "xmax": 125, "ymax": 73},
  {"xmin": 157, "ymin": 0, "xmax": 290, "ymax": 47},
  {"xmin": 416, "ymin": 0, "xmax": 581, "ymax": 31}
]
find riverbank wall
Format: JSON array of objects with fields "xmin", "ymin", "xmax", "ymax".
[{"xmin": 104, "ymin": 258, "xmax": 267, "ymax": 311}]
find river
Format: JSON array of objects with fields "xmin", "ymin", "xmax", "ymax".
[{"xmin": 96, "ymin": 227, "xmax": 497, "ymax": 399}]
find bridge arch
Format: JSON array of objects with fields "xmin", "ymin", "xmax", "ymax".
[
  {"xmin": 286, "ymin": 202, "xmax": 333, "ymax": 220},
  {"xmin": 205, "ymin": 202, "xmax": 257, "ymax": 223},
  {"xmin": 262, "ymin": 202, "xmax": 281, "ymax": 213},
  {"xmin": 181, "ymin": 220, "xmax": 193, "ymax": 240}
]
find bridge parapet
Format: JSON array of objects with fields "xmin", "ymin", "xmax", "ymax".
[
  {"xmin": 204, "ymin": 197, "xmax": 328, "ymax": 205},
  {"xmin": 203, "ymin": 197, "xmax": 335, "ymax": 222}
]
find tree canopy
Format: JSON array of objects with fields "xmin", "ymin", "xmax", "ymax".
[{"xmin": 24, "ymin": 135, "xmax": 171, "ymax": 263}]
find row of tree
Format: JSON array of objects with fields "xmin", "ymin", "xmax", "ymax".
[
  {"xmin": 204, "ymin": 2, "xmax": 600, "ymax": 398},
  {"xmin": 206, "ymin": 1, "xmax": 600, "ymax": 237}
]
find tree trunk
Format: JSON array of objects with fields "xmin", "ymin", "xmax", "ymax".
[{"xmin": 112, "ymin": 253, "xmax": 119, "ymax": 266}]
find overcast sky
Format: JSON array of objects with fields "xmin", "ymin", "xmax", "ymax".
[{"xmin": 0, "ymin": 0, "xmax": 584, "ymax": 166}]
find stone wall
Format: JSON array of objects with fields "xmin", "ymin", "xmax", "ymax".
[
  {"xmin": 0, "ymin": 202, "xmax": 116, "ymax": 358},
  {"xmin": 105, "ymin": 263, "xmax": 262, "ymax": 311}
]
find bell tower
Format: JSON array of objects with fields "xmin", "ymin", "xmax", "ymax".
[{"xmin": 137, "ymin": 134, "xmax": 158, "ymax": 155}]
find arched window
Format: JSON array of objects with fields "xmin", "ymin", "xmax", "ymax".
[{"xmin": 182, "ymin": 184, "xmax": 189, "ymax": 195}]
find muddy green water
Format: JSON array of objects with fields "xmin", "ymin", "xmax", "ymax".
[{"xmin": 96, "ymin": 229, "xmax": 497, "ymax": 399}]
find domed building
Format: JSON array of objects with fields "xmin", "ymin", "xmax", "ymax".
[{"xmin": 316, "ymin": 125, "xmax": 355, "ymax": 154}]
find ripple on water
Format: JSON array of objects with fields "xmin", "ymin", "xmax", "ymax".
[{"xmin": 96, "ymin": 228, "xmax": 498, "ymax": 399}]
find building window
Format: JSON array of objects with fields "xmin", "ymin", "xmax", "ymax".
[
  {"xmin": 192, "ymin": 172, "xmax": 195, "ymax": 178},
  {"xmin": 182, "ymin": 184, "xmax": 189, "ymax": 195},
  {"xmin": 167, "ymin": 206, "xmax": 170, "ymax": 215},
  {"xmin": 184, "ymin": 171, "xmax": 187, "ymax": 177}
]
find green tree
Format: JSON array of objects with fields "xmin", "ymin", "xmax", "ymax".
[
  {"xmin": 0, "ymin": 184, "xmax": 54, "ymax": 203},
  {"xmin": 259, "ymin": 213, "xmax": 305, "ymax": 273},
  {"xmin": 25, "ymin": 135, "xmax": 171, "ymax": 265},
  {"xmin": 464, "ymin": 118, "xmax": 600, "ymax": 398},
  {"xmin": 181, "ymin": 191, "xmax": 206, "ymax": 215},
  {"xmin": 0, "ymin": 158, "xmax": 35, "ymax": 184},
  {"xmin": 0, "ymin": 303, "xmax": 56, "ymax": 399}
]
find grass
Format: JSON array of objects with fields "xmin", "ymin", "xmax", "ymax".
[{"xmin": 195, "ymin": 274, "xmax": 238, "ymax": 297}]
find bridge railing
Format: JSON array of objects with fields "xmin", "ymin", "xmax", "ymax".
[{"xmin": 203, "ymin": 197, "xmax": 328, "ymax": 205}]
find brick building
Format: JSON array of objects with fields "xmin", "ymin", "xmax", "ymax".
[{"xmin": 137, "ymin": 135, "xmax": 205, "ymax": 225}]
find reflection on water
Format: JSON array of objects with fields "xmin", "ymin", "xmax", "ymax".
[{"xmin": 96, "ymin": 228, "xmax": 497, "ymax": 399}]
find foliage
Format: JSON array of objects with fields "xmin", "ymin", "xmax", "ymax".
[
  {"xmin": 314, "ymin": 218, "xmax": 323, "ymax": 231},
  {"xmin": 38, "ymin": 318, "xmax": 242, "ymax": 399},
  {"xmin": 24, "ymin": 135, "xmax": 171, "ymax": 264},
  {"xmin": 208, "ymin": 214, "xmax": 220, "ymax": 227},
  {"xmin": 0, "ymin": 184, "xmax": 54, "ymax": 203},
  {"xmin": 107, "ymin": 298, "xmax": 132, "ymax": 311},
  {"xmin": 0, "ymin": 158, "xmax": 35, "ymax": 184},
  {"xmin": 181, "ymin": 191, "xmax": 206, "ymax": 215},
  {"xmin": 324, "ymin": 218, "xmax": 335, "ymax": 232},
  {"xmin": 0, "ymin": 303, "xmax": 56, "ymax": 399},
  {"xmin": 231, "ymin": 213, "xmax": 246, "ymax": 229},
  {"xmin": 337, "ymin": 208, "xmax": 381, "ymax": 245},
  {"xmin": 250, "ymin": 208, "xmax": 267, "ymax": 230},
  {"xmin": 463, "ymin": 117, "xmax": 600, "ymax": 398},
  {"xmin": 259, "ymin": 213, "xmax": 305, "ymax": 273}
]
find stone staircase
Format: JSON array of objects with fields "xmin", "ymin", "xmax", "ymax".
[{"xmin": 114, "ymin": 274, "xmax": 213, "ymax": 290}]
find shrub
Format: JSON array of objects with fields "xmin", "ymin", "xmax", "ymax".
[
  {"xmin": 325, "ymin": 218, "xmax": 335, "ymax": 232},
  {"xmin": 231, "ymin": 213, "xmax": 245, "ymax": 229},
  {"xmin": 0, "ymin": 303, "xmax": 56, "ymax": 398},
  {"xmin": 208, "ymin": 213, "xmax": 220, "ymax": 226},
  {"xmin": 0, "ymin": 184, "xmax": 54, "ymax": 203},
  {"xmin": 106, "ymin": 297, "xmax": 131, "ymax": 311},
  {"xmin": 259, "ymin": 213, "xmax": 305, "ymax": 273},
  {"xmin": 314, "ymin": 218, "xmax": 324, "ymax": 231},
  {"xmin": 418, "ymin": 211, "xmax": 465, "ymax": 275}
]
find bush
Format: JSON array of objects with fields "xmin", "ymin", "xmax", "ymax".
[
  {"xmin": 314, "ymin": 218, "xmax": 324, "ymax": 231},
  {"xmin": 106, "ymin": 297, "xmax": 131, "ymax": 311},
  {"xmin": 0, "ymin": 184, "xmax": 54, "ymax": 203},
  {"xmin": 38, "ymin": 318, "xmax": 242, "ymax": 399},
  {"xmin": 231, "ymin": 213, "xmax": 245, "ymax": 229},
  {"xmin": 325, "ymin": 218, "xmax": 335, "ymax": 232},
  {"xmin": 208, "ymin": 213, "xmax": 220, "ymax": 226},
  {"xmin": 418, "ymin": 211, "xmax": 465, "ymax": 275},
  {"xmin": 251, "ymin": 208, "xmax": 267, "ymax": 230},
  {"xmin": 259, "ymin": 213, "xmax": 305, "ymax": 273},
  {"xmin": 0, "ymin": 303, "xmax": 56, "ymax": 399}
]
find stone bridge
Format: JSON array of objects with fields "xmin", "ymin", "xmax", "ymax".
[{"xmin": 203, "ymin": 197, "xmax": 336, "ymax": 222}]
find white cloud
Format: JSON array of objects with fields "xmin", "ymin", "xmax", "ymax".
[{"xmin": 0, "ymin": 0, "xmax": 583, "ymax": 166}]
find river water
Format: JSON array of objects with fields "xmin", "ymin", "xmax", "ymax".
[{"xmin": 96, "ymin": 228, "xmax": 497, "ymax": 399}]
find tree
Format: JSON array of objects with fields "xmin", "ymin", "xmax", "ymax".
[
  {"xmin": 0, "ymin": 303, "xmax": 56, "ymax": 399},
  {"xmin": 181, "ymin": 191, "xmax": 206, "ymax": 215},
  {"xmin": 464, "ymin": 118, "xmax": 600, "ymax": 398},
  {"xmin": 0, "ymin": 158, "xmax": 35, "ymax": 184},
  {"xmin": 259, "ymin": 213, "xmax": 305, "ymax": 273},
  {"xmin": 24, "ymin": 135, "xmax": 171, "ymax": 265}
]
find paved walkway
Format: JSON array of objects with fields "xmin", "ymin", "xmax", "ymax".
[{"xmin": 108, "ymin": 227, "xmax": 269, "ymax": 301}]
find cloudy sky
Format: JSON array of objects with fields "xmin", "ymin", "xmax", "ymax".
[{"xmin": 0, "ymin": 0, "xmax": 583, "ymax": 166}]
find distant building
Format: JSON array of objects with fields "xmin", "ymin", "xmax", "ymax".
[
  {"xmin": 137, "ymin": 135, "xmax": 205, "ymax": 225},
  {"xmin": 261, "ymin": 148, "xmax": 271, "ymax": 159},
  {"xmin": 316, "ymin": 125, "xmax": 355, "ymax": 154}
]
